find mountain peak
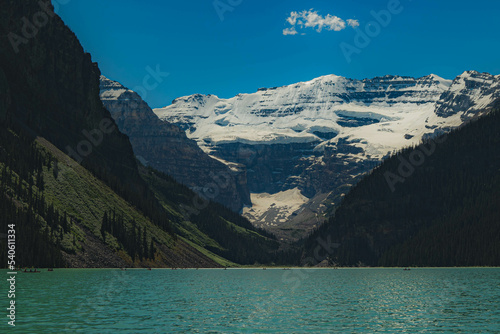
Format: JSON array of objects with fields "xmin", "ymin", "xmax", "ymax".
[
  {"xmin": 425, "ymin": 73, "xmax": 450, "ymax": 81},
  {"xmin": 457, "ymin": 70, "xmax": 497, "ymax": 79},
  {"xmin": 99, "ymin": 75, "xmax": 135, "ymax": 101}
]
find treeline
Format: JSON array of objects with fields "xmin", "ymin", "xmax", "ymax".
[
  {"xmin": 141, "ymin": 167, "xmax": 281, "ymax": 265},
  {"xmin": 303, "ymin": 109, "xmax": 500, "ymax": 266},
  {"xmin": 208, "ymin": 201, "xmax": 277, "ymax": 241},
  {"xmin": 0, "ymin": 122, "xmax": 163, "ymax": 268},
  {"xmin": 0, "ymin": 124, "xmax": 68, "ymax": 268},
  {"xmin": 101, "ymin": 210, "xmax": 156, "ymax": 261},
  {"xmin": 190, "ymin": 207, "xmax": 278, "ymax": 264},
  {"xmin": 80, "ymin": 141, "xmax": 174, "ymax": 236},
  {"xmin": 0, "ymin": 192, "xmax": 65, "ymax": 268},
  {"xmin": 0, "ymin": 116, "xmax": 174, "ymax": 265}
]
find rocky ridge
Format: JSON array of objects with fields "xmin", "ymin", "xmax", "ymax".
[{"xmin": 99, "ymin": 76, "xmax": 250, "ymax": 212}]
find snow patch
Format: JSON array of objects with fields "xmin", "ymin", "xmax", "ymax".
[{"xmin": 242, "ymin": 188, "xmax": 309, "ymax": 227}]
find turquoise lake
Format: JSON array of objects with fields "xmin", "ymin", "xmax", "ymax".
[{"xmin": 2, "ymin": 268, "xmax": 499, "ymax": 333}]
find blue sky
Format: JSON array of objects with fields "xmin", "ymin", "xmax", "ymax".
[{"xmin": 57, "ymin": 0, "xmax": 500, "ymax": 108}]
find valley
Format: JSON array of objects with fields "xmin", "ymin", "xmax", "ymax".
[{"xmin": 1, "ymin": 0, "xmax": 499, "ymax": 270}]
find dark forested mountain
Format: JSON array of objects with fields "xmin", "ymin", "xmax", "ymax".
[
  {"xmin": 303, "ymin": 109, "xmax": 500, "ymax": 267},
  {"xmin": 0, "ymin": 0, "xmax": 275, "ymax": 268}
]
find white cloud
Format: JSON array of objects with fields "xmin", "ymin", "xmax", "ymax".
[
  {"xmin": 283, "ymin": 27, "xmax": 298, "ymax": 36},
  {"xmin": 283, "ymin": 9, "xmax": 358, "ymax": 35},
  {"xmin": 287, "ymin": 12, "xmax": 299, "ymax": 26},
  {"xmin": 347, "ymin": 19, "xmax": 360, "ymax": 28}
]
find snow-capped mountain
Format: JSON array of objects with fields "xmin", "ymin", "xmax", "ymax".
[
  {"xmin": 155, "ymin": 74, "xmax": 452, "ymax": 151},
  {"xmin": 154, "ymin": 71, "xmax": 499, "ymax": 241}
]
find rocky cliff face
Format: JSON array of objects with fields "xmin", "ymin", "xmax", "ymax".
[
  {"xmin": 99, "ymin": 76, "xmax": 250, "ymax": 212},
  {"xmin": 435, "ymin": 71, "xmax": 500, "ymax": 119},
  {"xmin": 154, "ymin": 73, "xmax": 500, "ymax": 241}
]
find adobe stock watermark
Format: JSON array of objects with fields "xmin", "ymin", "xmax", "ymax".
[
  {"xmin": 247, "ymin": 234, "xmax": 340, "ymax": 324},
  {"xmin": 8, "ymin": 0, "xmax": 71, "ymax": 54},
  {"xmin": 384, "ymin": 134, "xmax": 447, "ymax": 192},
  {"xmin": 131, "ymin": 65, "xmax": 169, "ymax": 101},
  {"xmin": 213, "ymin": 0, "xmax": 243, "ymax": 21},
  {"xmin": 66, "ymin": 64, "xmax": 168, "ymax": 164},
  {"xmin": 285, "ymin": 235, "xmax": 340, "ymax": 290},
  {"xmin": 179, "ymin": 171, "xmax": 232, "ymax": 219},
  {"xmin": 64, "ymin": 270, "xmax": 132, "ymax": 332},
  {"xmin": 6, "ymin": 223, "xmax": 17, "ymax": 327},
  {"xmin": 340, "ymin": 0, "xmax": 407, "ymax": 64},
  {"xmin": 66, "ymin": 119, "xmax": 116, "ymax": 164}
]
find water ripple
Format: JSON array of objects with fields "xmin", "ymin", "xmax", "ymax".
[{"xmin": 4, "ymin": 268, "xmax": 500, "ymax": 333}]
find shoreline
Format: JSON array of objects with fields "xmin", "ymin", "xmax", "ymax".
[{"xmin": 3, "ymin": 266, "xmax": 500, "ymax": 271}]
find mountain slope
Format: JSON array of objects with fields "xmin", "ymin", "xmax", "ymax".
[
  {"xmin": 0, "ymin": 124, "xmax": 222, "ymax": 268},
  {"xmin": 302, "ymin": 108, "xmax": 500, "ymax": 267},
  {"xmin": 140, "ymin": 166, "xmax": 279, "ymax": 265},
  {"xmin": 155, "ymin": 72, "xmax": 500, "ymax": 241},
  {"xmin": 99, "ymin": 76, "xmax": 250, "ymax": 212},
  {"xmin": 0, "ymin": 0, "xmax": 272, "ymax": 268}
]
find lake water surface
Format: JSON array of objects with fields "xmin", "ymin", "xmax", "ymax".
[{"xmin": 4, "ymin": 268, "xmax": 500, "ymax": 333}]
